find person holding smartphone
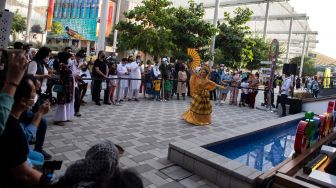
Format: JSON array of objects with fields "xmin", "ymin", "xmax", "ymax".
[
  {"xmin": 20, "ymin": 79, "xmax": 52, "ymax": 160},
  {"xmin": 0, "ymin": 75, "xmax": 44, "ymax": 187},
  {"xmin": 0, "ymin": 49, "xmax": 28, "ymax": 135}
]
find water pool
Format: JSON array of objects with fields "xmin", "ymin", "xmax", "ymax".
[{"xmin": 205, "ymin": 120, "xmax": 300, "ymax": 172}]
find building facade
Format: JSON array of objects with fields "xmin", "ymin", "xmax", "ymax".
[{"xmin": 47, "ymin": 0, "xmax": 115, "ymax": 42}]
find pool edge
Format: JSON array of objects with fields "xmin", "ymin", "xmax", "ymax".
[{"xmin": 168, "ymin": 113, "xmax": 305, "ymax": 188}]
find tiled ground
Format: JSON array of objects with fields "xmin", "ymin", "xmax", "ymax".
[{"xmin": 43, "ymin": 93, "xmax": 278, "ymax": 188}]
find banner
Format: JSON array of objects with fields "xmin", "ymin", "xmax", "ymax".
[
  {"xmin": 46, "ymin": 0, "xmax": 55, "ymax": 31},
  {"xmin": 106, "ymin": 1, "xmax": 114, "ymax": 37}
]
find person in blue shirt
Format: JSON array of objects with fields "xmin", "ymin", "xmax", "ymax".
[
  {"xmin": 209, "ymin": 66, "xmax": 220, "ymax": 101},
  {"xmin": 0, "ymin": 75, "xmax": 44, "ymax": 187},
  {"xmin": 217, "ymin": 68, "xmax": 232, "ymax": 105},
  {"xmin": 21, "ymin": 98, "xmax": 51, "ymax": 167}
]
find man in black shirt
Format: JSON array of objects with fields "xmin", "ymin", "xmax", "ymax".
[
  {"xmin": 0, "ymin": 75, "xmax": 43, "ymax": 187},
  {"xmin": 92, "ymin": 51, "xmax": 108, "ymax": 105}
]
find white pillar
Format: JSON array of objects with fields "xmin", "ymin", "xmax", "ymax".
[
  {"xmin": 26, "ymin": 0, "xmax": 33, "ymax": 42},
  {"xmin": 112, "ymin": 0, "xmax": 121, "ymax": 52},
  {"xmin": 299, "ymin": 30, "xmax": 307, "ymax": 78},
  {"xmin": 86, "ymin": 41, "xmax": 90, "ymax": 56},
  {"xmin": 305, "ymin": 40, "xmax": 310, "ymax": 56},
  {"xmin": 210, "ymin": 0, "xmax": 220, "ymax": 67},
  {"xmin": 262, "ymin": 0, "xmax": 270, "ymax": 40},
  {"xmin": 285, "ymin": 18, "xmax": 293, "ymax": 64},
  {"xmin": 41, "ymin": 32, "xmax": 47, "ymax": 45},
  {"xmin": 97, "ymin": 0, "xmax": 109, "ymax": 52}
]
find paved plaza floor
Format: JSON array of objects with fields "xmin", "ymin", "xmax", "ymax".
[{"xmin": 44, "ymin": 94, "xmax": 279, "ymax": 188}]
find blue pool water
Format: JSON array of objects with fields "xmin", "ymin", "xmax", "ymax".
[{"xmin": 205, "ymin": 120, "xmax": 300, "ymax": 172}]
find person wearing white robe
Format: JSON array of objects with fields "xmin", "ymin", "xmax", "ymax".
[
  {"xmin": 124, "ymin": 60, "xmax": 132, "ymax": 99},
  {"xmin": 128, "ymin": 57, "xmax": 142, "ymax": 101},
  {"xmin": 117, "ymin": 58, "xmax": 129, "ymax": 102}
]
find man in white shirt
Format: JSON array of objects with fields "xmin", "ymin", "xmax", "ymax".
[
  {"xmin": 117, "ymin": 58, "xmax": 129, "ymax": 103},
  {"xmin": 128, "ymin": 56, "xmax": 142, "ymax": 101},
  {"xmin": 70, "ymin": 53, "xmax": 86, "ymax": 117},
  {"xmin": 152, "ymin": 61, "xmax": 161, "ymax": 79},
  {"xmin": 124, "ymin": 59, "xmax": 132, "ymax": 100},
  {"xmin": 280, "ymin": 74, "xmax": 292, "ymax": 116}
]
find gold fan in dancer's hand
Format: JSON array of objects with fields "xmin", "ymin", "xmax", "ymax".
[{"xmin": 187, "ymin": 48, "xmax": 201, "ymax": 70}]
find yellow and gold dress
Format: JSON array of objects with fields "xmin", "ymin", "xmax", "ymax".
[{"xmin": 182, "ymin": 74, "xmax": 218, "ymax": 126}]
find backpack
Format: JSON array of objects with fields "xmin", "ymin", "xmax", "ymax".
[{"xmin": 311, "ymin": 80, "xmax": 319, "ymax": 90}]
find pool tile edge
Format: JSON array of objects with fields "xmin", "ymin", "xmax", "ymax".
[{"xmin": 168, "ymin": 113, "xmax": 305, "ymax": 187}]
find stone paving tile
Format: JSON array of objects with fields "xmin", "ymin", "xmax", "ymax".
[
  {"xmin": 133, "ymin": 164, "xmax": 155, "ymax": 174},
  {"xmin": 158, "ymin": 181, "xmax": 185, "ymax": 188},
  {"xmin": 132, "ymin": 153, "xmax": 156, "ymax": 163},
  {"xmin": 45, "ymin": 93, "xmax": 277, "ymax": 187},
  {"xmin": 161, "ymin": 165, "xmax": 193, "ymax": 181},
  {"xmin": 136, "ymin": 144, "xmax": 157, "ymax": 152}
]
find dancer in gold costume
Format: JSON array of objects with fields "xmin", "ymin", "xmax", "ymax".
[{"xmin": 183, "ymin": 66, "xmax": 225, "ymax": 126}]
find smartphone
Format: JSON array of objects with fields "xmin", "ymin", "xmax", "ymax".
[
  {"xmin": 43, "ymin": 160, "xmax": 63, "ymax": 171},
  {"xmin": 0, "ymin": 49, "xmax": 8, "ymax": 89},
  {"xmin": 0, "ymin": 49, "xmax": 8, "ymax": 70}
]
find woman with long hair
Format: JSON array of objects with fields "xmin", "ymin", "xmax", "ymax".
[
  {"xmin": 27, "ymin": 47, "xmax": 52, "ymax": 92},
  {"xmin": 182, "ymin": 66, "xmax": 225, "ymax": 126},
  {"xmin": 248, "ymin": 73, "xmax": 259, "ymax": 109},
  {"xmin": 108, "ymin": 62, "xmax": 118, "ymax": 105}
]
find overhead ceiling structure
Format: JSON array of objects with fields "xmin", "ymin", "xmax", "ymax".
[{"xmin": 170, "ymin": 0, "xmax": 319, "ymax": 74}]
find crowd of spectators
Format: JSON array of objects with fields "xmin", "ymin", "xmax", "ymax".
[{"xmin": 0, "ymin": 42, "xmax": 143, "ymax": 188}]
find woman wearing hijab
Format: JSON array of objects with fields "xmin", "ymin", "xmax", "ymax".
[{"xmin": 53, "ymin": 141, "xmax": 143, "ymax": 188}]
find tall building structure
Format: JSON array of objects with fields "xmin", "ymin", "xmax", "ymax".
[
  {"xmin": 5, "ymin": 0, "xmax": 142, "ymax": 50},
  {"xmin": 46, "ymin": 0, "xmax": 115, "ymax": 45}
]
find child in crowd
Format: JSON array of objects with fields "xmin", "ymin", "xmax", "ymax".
[
  {"xmin": 164, "ymin": 75, "xmax": 173, "ymax": 101},
  {"xmin": 153, "ymin": 75, "xmax": 162, "ymax": 101},
  {"xmin": 239, "ymin": 78, "xmax": 249, "ymax": 107},
  {"xmin": 262, "ymin": 80, "xmax": 276, "ymax": 108}
]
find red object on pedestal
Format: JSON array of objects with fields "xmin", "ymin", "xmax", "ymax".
[
  {"xmin": 294, "ymin": 121, "xmax": 309, "ymax": 154},
  {"xmin": 327, "ymin": 101, "xmax": 334, "ymax": 113},
  {"xmin": 319, "ymin": 115, "xmax": 326, "ymax": 137}
]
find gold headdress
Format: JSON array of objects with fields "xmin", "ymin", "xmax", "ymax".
[{"xmin": 200, "ymin": 66, "xmax": 210, "ymax": 77}]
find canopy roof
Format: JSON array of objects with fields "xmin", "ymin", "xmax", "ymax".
[{"xmin": 170, "ymin": 0, "xmax": 318, "ymax": 60}]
